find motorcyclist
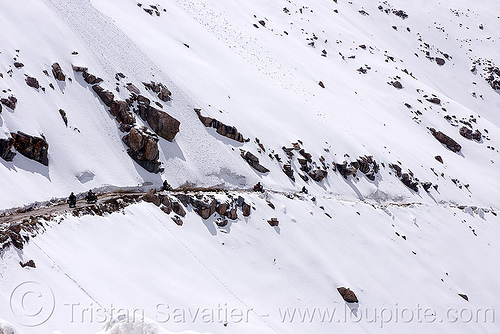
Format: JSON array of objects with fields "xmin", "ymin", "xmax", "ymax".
[
  {"xmin": 253, "ymin": 182, "xmax": 263, "ymax": 192},
  {"xmin": 68, "ymin": 192, "xmax": 77, "ymax": 208},
  {"xmin": 85, "ymin": 190, "xmax": 97, "ymax": 204},
  {"xmin": 162, "ymin": 180, "xmax": 172, "ymax": 191}
]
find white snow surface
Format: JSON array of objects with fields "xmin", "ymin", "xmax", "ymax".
[{"xmin": 1, "ymin": 0, "xmax": 500, "ymax": 333}]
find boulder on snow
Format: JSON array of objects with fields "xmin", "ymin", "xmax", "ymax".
[
  {"xmin": 241, "ymin": 150, "xmax": 270, "ymax": 173},
  {"xmin": 145, "ymin": 106, "xmax": 180, "ymax": 142},
  {"xmin": 0, "ymin": 137, "xmax": 16, "ymax": 161},
  {"xmin": 51, "ymin": 62, "xmax": 66, "ymax": 81},
  {"xmin": 268, "ymin": 218, "xmax": 279, "ymax": 226},
  {"xmin": 11, "ymin": 131, "xmax": 49, "ymax": 166},
  {"xmin": 1, "ymin": 96, "xmax": 17, "ymax": 110},
  {"xmin": 195, "ymin": 109, "xmax": 247, "ymax": 142},
  {"xmin": 25, "ymin": 76, "xmax": 40, "ymax": 89},
  {"xmin": 337, "ymin": 287, "xmax": 358, "ymax": 303},
  {"xmin": 92, "ymin": 85, "xmax": 115, "ymax": 106},
  {"xmin": 242, "ymin": 202, "xmax": 251, "ymax": 217},
  {"xmin": 429, "ymin": 128, "xmax": 461, "ymax": 153},
  {"xmin": 122, "ymin": 127, "xmax": 161, "ymax": 173},
  {"xmin": 110, "ymin": 100, "xmax": 135, "ymax": 125}
]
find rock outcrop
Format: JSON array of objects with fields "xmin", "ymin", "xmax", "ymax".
[
  {"xmin": 1, "ymin": 96, "xmax": 17, "ymax": 110},
  {"xmin": 429, "ymin": 128, "xmax": 462, "ymax": 152},
  {"xmin": 25, "ymin": 76, "xmax": 40, "ymax": 89},
  {"xmin": 92, "ymin": 85, "xmax": 115, "ymax": 106},
  {"xmin": 51, "ymin": 62, "xmax": 66, "ymax": 81},
  {"xmin": 195, "ymin": 109, "xmax": 247, "ymax": 143},
  {"xmin": 241, "ymin": 150, "xmax": 270, "ymax": 173},
  {"xmin": 459, "ymin": 126, "xmax": 482, "ymax": 141},
  {"xmin": 337, "ymin": 287, "xmax": 358, "ymax": 303},
  {"xmin": 122, "ymin": 127, "xmax": 161, "ymax": 173},
  {"xmin": 11, "ymin": 131, "xmax": 49, "ymax": 166},
  {"xmin": 143, "ymin": 81, "xmax": 172, "ymax": 102},
  {"xmin": 0, "ymin": 138, "xmax": 16, "ymax": 161}
]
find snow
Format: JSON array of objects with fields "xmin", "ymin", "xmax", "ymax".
[{"xmin": 1, "ymin": 0, "xmax": 500, "ymax": 333}]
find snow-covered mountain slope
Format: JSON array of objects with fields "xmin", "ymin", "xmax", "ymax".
[{"xmin": 1, "ymin": 0, "xmax": 500, "ymax": 333}]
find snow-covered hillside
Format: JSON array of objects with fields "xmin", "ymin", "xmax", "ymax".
[{"xmin": 1, "ymin": 0, "xmax": 499, "ymax": 333}]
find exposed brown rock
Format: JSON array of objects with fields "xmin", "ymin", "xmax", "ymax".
[
  {"xmin": 171, "ymin": 215, "xmax": 183, "ymax": 226},
  {"xmin": 1, "ymin": 95, "xmax": 17, "ymax": 110},
  {"xmin": 11, "ymin": 131, "xmax": 49, "ymax": 166},
  {"xmin": 242, "ymin": 203, "xmax": 251, "ymax": 217},
  {"xmin": 268, "ymin": 218, "xmax": 279, "ymax": 226},
  {"xmin": 83, "ymin": 72, "xmax": 103, "ymax": 85},
  {"xmin": 25, "ymin": 76, "xmax": 40, "ymax": 89},
  {"xmin": 145, "ymin": 107, "xmax": 180, "ymax": 142},
  {"xmin": 195, "ymin": 109, "xmax": 247, "ymax": 142},
  {"xmin": 59, "ymin": 109, "xmax": 68, "ymax": 126},
  {"xmin": 51, "ymin": 62, "xmax": 66, "ymax": 81},
  {"xmin": 458, "ymin": 293, "xmax": 468, "ymax": 301},
  {"xmin": 429, "ymin": 128, "xmax": 461, "ymax": 152},
  {"xmin": 110, "ymin": 101, "xmax": 135, "ymax": 125},
  {"xmin": 122, "ymin": 127, "xmax": 161, "ymax": 173},
  {"xmin": 337, "ymin": 287, "xmax": 358, "ymax": 303},
  {"xmin": 0, "ymin": 137, "xmax": 16, "ymax": 161},
  {"xmin": 426, "ymin": 97, "xmax": 441, "ymax": 105},
  {"xmin": 241, "ymin": 150, "xmax": 270, "ymax": 173},
  {"xmin": 92, "ymin": 85, "xmax": 115, "ymax": 106},
  {"xmin": 435, "ymin": 155, "xmax": 443, "ymax": 163}
]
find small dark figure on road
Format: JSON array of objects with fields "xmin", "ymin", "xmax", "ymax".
[
  {"xmin": 68, "ymin": 192, "xmax": 77, "ymax": 208},
  {"xmin": 85, "ymin": 190, "xmax": 97, "ymax": 204},
  {"xmin": 162, "ymin": 180, "xmax": 173, "ymax": 191},
  {"xmin": 253, "ymin": 182, "xmax": 264, "ymax": 192}
]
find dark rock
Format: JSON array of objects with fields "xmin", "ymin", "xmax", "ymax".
[
  {"xmin": 226, "ymin": 208, "xmax": 238, "ymax": 220},
  {"xmin": 145, "ymin": 107, "xmax": 180, "ymax": 141},
  {"xmin": 196, "ymin": 200, "xmax": 217, "ymax": 219},
  {"xmin": 318, "ymin": 81, "xmax": 325, "ymax": 88},
  {"xmin": 309, "ymin": 169, "xmax": 327, "ymax": 182},
  {"xmin": 143, "ymin": 189, "xmax": 161, "ymax": 206},
  {"xmin": 126, "ymin": 83, "xmax": 141, "ymax": 94},
  {"xmin": 258, "ymin": 20, "xmax": 266, "ymax": 26},
  {"xmin": 429, "ymin": 128, "xmax": 461, "ymax": 152},
  {"xmin": 458, "ymin": 293, "xmax": 468, "ymax": 301},
  {"xmin": 392, "ymin": 81, "xmax": 403, "ymax": 89},
  {"xmin": 122, "ymin": 127, "xmax": 161, "ymax": 173},
  {"xmin": 241, "ymin": 150, "xmax": 270, "ymax": 173},
  {"xmin": 422, "ymin": 182, "xmax": 432, "ymax": 192},
  {"xmin": 336, "ymin": 162, "xmax": 357, "ymax": 178},
  {"xmin": 216, "ymin": 218, "xmax": 228, "ymax": 227},
  {"xmin": 92, "ymin": 85, "xmax": 115, "ymax": 106},
  {"xmin": 435, "ymin": 57, "xmax": 445, "ymax": 66},
  {"xmin": 25, "ymin": 76, "xmax": 40, "ymax": 89},
  {"xmin": 20, "ymin": 260, "xmax": 36, "ymax": 268},
  {"xmin": 1, "ymin": 95, "xmax": 17, "ymax": 110},
  {"xmin": 337, "ymin": 287, "xmax": 358, "ymax": 303},
  {"xmin": 195, "ymin": 109, "xmax": 246, "ymax": 142},
  {"xmin": 401, "ymin": 173, "xmax": 419, "ymax": 192},
  {"xmin": 282, "ymin": 164, "xmax": 295, "ymax": 181},
  {"xmin": 14, "ymin": 62, "xmax": 24, "ymax": 68},
  {"xmin": 51, "ymin": 62, "xmax": 66, "ymax": 81},
  {"xmin": 83, "ymin": 72, "xmax": 103, "ymax": 85},
  {"xmin": 11, "ymin": 131, "xmax": 49, "ymax": 166},
  {"xmin": 110, "ymin": 100, "xmax": 135, "ymax": 125},
  {"xmin": 71, "ymin": 65, "xmax": 88, "ymax": 72},
  {"xmin": 171, "ymin": 215, "xmax": 183, "ymax": 226},
  {"xmin": 426, "ymin": 97, "xmax": 441, "ymax": 105},
  {"xmin": 459, "ymin": 126, "xmax": 473, "ymax": 140},
  {"xmin": 268, "ymin": 218, "xmax": 279, "ymax": 226},
  {"xmin": 242, "ymin": 203, "xmax": 251, "ymax": 217},
  {"xmin": 472, "ymin": 130, "xmax": 482, "ymax": 141},
  {"xmin": 435, "ymin": 155, "xmax": 443, "ymax": 163},
  {"xmin": 216, "ymin": 203, "xmax": 228, "ymax": 215},
  {"xmin": 172, "ymin": 202, "xmax": 186, "ymax": 217},
  {"xmin": 59, "ymin": 109, "xmax": 68, "ymax": 126},
  {"xmin": 0, "ymin": 137, "xmax": 16, "ymax": 161}
]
